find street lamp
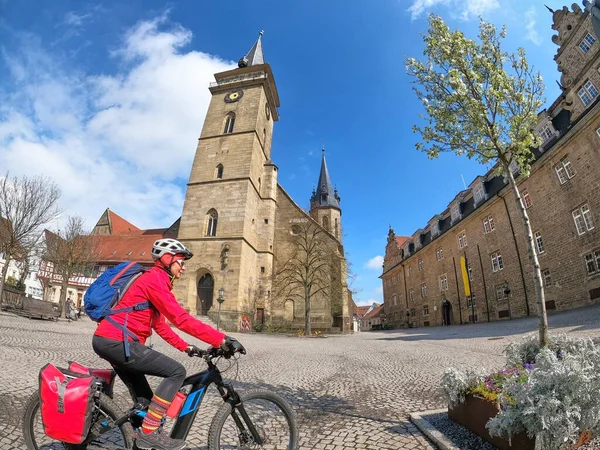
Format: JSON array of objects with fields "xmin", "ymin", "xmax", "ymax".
[
  {"xmin": 217, "ymin": 287, "xmax": 225, "ymax": 330},
  {"xmin": 503, "ymin": 280, "xmax": 512, "ymax": 319}
]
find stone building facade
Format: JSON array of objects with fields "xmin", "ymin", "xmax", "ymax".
[
  {"xmin": 381, "ymin": 4, "xmax": 600, "ymax": 328},
  {"xmin": 173, "ymin": 34, "xmax": 352, "ymax": 332}
]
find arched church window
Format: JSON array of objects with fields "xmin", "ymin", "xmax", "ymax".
[
  {"xmin": 223, "ymin": 112, "xmax": 235, "ymax": 134},
  {"xmin": 216, "ymin": 164, "xmax": 223, "ymax": 179},
  {"xmin": 258, "ymin": 177, "xmax": 261, "ymax": 193},
  {"xmin": 335, "ymin": 218, "xmax": 339, "ymax": 238},
  {"xmin": 262, "ymin": 128, "xmax": 266, "ymax": 144},
  {"xmin": 284, "ymin": 299, "xmax": 294, "ymax": 321},
  {"xmin": 206, "ymin": 209, "xmax": 218, "ymax": 237},
  {"xmin": 322, "ymin": 216, "xmax": 330, "ymax": 231}
]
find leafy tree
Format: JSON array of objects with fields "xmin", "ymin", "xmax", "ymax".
[
  {"xmin": 0, "ymin": 173, "xmax": 61, "ymax": 298},
  {"xmin": 406, "ymin": 16, "xmax": 548, "ymax": 346},
  {"xmin": 43, "ymin": 216, "xmax": 96, "ymax": 316}
]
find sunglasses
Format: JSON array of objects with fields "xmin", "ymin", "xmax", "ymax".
[{"xmin": 174, "ymin": 259, "xmax": 185, "ymax": 269}]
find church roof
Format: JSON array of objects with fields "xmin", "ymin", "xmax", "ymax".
[
  {"xmin": 238, "ymin": 31, "xmax": 265, "ymax": 68},
  {"xmin": 311, "ymin": 149, "xmax": 340, "ymax": 210},
  {"xmin": 93, "ymin": 208, "xmax": 142, "ymax": 235}
]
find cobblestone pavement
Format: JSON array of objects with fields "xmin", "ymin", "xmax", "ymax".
[{"xmin": 3, "ymin": 306, "xmax": 600, "ymax": 450}]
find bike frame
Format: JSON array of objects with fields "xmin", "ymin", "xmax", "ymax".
[{"xmin": 169, "ymin": 360, "xmax": 263, "ymax": 444}]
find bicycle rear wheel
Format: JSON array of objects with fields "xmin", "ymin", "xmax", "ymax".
[
  {"xmin": 208, "ymin": 389, "xmax": 298, "ymax": 450},
  {"xmin": 22, "ymin": 391, "xmax": 134, "ymax": 450}
]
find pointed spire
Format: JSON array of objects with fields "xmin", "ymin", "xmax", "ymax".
[
  {"xmin": 311, "ymin": 147, "xmax": 341, "ymax": 210},
  {"xmin": 545, "ymin": 4, "xmax": 555, "ymax": 13},
  {"xmin": 238, "ymin": 31, "xmax": 265, "ymax": 68}
]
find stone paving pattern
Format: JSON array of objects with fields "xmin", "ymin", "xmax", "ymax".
[{"xmin": 2, "ymin": 306, "xmax": 600, "ymax": 449}]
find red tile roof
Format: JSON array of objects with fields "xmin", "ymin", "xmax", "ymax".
[
  {"xmin": 108, "ymin": 210, "xmax": 142, "ymax": 235},
  {"xmin": 355, "ymin": 305, "xmax": 371, "ymax": 318},
  {"xmin": 93, "ymin": 231, "xmax": 164, "ymax": 264},
  {"xmin": 395, "ymin": 236, "xmax": 410, "ymax": 247},
  {"xmin": 363, "ymin": 304, "xmax": 384, "ymax": 320}
]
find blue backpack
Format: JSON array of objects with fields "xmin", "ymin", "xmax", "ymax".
[{"xmin": 84, "ymin": 262, "xmax": 149, "ymax": 358}]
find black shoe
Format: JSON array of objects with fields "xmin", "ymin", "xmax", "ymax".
[{"xmin": 135, "ymin": 429, "xmax": 186, "ymax": 450}]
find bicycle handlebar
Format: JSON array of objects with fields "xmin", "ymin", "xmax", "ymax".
[{"xmin": 189, "ymin": 346, "xmax": 243, "ymax": 360}]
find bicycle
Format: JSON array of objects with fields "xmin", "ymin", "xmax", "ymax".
[{"xmin": 22, "ymin": 346, "xmax": 299, "ymax": 450}]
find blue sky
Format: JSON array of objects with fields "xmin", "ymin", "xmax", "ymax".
[{"xmin": 0, "ymin": 0, "xmax": 571, "ymax": 305}]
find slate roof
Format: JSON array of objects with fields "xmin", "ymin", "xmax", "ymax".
[
  {"xmin": 238, "ymin": 31, "xmax": 265, "ymax": 68},
  {"xmin": 311, "ymin": 149, "xmax": 341, "ymax": 210}
]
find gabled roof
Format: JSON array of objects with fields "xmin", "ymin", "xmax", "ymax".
[
  {"xmin": 395, "ymin": 236, "xmax": 410, "ymax": 247},
  {"xmin": 363, "ymin": 304, "xmax": 384, "ymax": 320},
  {"xmin": 93, "ymin": 208, "xmax": 141, "ymax": 235},
  {"xmin": 354, "ymin": 305, "xmax": 371, "ymax": 318},
  {"xmin": 93, "ymin": 231, "xmax": 164, "ymax": 264}
]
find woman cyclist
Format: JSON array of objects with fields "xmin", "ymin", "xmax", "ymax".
[{"xmin": 92, "ymin": 238, "xmax": 244, "ymax": 450}]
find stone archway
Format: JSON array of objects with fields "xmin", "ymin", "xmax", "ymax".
[{"xmin": 196, "ymin": 273, "xmax": 214, "ymax": 315}]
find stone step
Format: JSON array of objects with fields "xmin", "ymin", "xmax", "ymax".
[{"xmin": 196, "ymin": 314, "xmax": 218, "ymax": 328}]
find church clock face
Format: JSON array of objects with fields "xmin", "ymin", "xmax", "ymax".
[{"xmin": 224, "ymin": 89, "xmax": 243, "ymax": 103}]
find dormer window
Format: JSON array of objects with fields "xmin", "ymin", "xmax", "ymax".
[
  {"xmin": 450, "ymin": 204, "xmax": 461, "ymax": 224},
  {"xmin": 473, "ymin": 184, "xmax": 485, "ymax": 205},
  {"xmin": 431, "ymin": 221, "xmax": 439, "ymax": 237},
  {"xmin": 538, "ymin": 124, "xmax": 554, "ymax": 144},
  {"xmin": 579, "ymin": 32, "xmax": 596, "ymax": 53}
]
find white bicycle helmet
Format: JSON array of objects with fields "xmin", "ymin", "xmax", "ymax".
[{"xmin": 152, "ymin": 238, "xmax": 193, "ymax": 260}]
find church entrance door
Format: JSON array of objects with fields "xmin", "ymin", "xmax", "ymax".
[{"xmin": 196, "ymin": 274, "xmax": 214, "ymax": 315}]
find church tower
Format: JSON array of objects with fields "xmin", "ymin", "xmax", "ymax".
[
  {"xmin": 175, "ymin": 32, "xmax": 280, "ymax": 329},
  {"xmin": 310, "ymin": 148, "xmax": 342, "ymax": 240}
]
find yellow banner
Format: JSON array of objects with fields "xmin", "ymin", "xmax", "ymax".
[{"xmin": 460, "ymin": 257, "xmax": 471, "ymax": 297}]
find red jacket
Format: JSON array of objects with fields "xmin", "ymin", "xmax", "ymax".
[{"xmin": 94, "ymin": 266, "xmax": 225, "ymax": 351}]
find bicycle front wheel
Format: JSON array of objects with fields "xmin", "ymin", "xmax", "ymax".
[
  {"xmin": 22, "ymin": 391, "xmax": 134, "ymax": 450},
  {"xmin": 208, "ymin": 389, "xmax": 299, "ymax": 450}
]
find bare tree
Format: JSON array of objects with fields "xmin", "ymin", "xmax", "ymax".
[
  {"xmin": 43, "ymin": 216, "xmax": 96, "ymax": 316},
  {"xmin": 273, "ymin": 218, "xmax": 336, "ymax": 335},
  {"xmin": 0, "ymin": 173, "xmax": 61, "ymax": 297}
]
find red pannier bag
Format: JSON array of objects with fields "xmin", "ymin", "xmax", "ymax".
[
  {"xmin": 39, "ymin": 363, "xmax": 96, "ymax": 444},
  {"xmin": 68, "ymin": 361, "xmax": 116, "ymax": 398}
]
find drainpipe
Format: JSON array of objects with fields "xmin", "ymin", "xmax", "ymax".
[
  {"xmin": 499, "ymin": 194, "xmax": 530, "ymax": 316},
  {"xmin": 452, "ymin": 256, "xmax": 464, "ymax": 324},
  {"xmin": 477, "ymin": 244, "xmax": 491, "ymax": 322},
  {"xmin": 402, "ymin": 261, "xmax": 409, "ymax": 327}
]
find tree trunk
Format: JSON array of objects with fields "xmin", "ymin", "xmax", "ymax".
[
  {"xmin": 304, "ymin": 284, "xmax": 311, "ymax": 336},
  {"xmin": 59, "ymin": 271, "xmax": 70, "ymax": 318},
  {"xmin": 504, "ymin": 163, "xmax": 548, "ymax": 347},
  {"xmin": 0, "ymin": 254, "xmax": 11, "ymax": 304}
]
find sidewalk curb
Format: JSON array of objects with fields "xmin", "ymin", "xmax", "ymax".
[{"xmin": 410, "ymin": 409, "xmax": 460, "ymax": 450}]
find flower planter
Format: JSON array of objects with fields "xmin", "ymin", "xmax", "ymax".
[
  {"xmin": 448, "ymin": 395, "xmax": 593, "ymax": 450},
  {"xmin": 448, "ymin": 395, "xmax": 534, "ymax": 450}
]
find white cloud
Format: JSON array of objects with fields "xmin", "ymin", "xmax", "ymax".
[
  {"xmin": 365, "ymin": 255, "xmax": 384, "ymax": 270},
  {"xmin": 524, "ymin": 6, "xmax": 542, "ymax": 46},
  {"xmin": 408, "ymin": 0, "xmax": 499, "ymax": 21},
  {"xmin": 0, "ymin": 16, "xmax": 234, "ymax": 230},
  {"xmin": 355, "ymin": 298, "xmax": 380, "ymax": 306},
  {"xmin": 375, "ymin": 286, "xmax": 383, "ymax": 294}
]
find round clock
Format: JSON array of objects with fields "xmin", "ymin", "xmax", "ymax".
[
  {"xmin": 265, "ymin": 103, "xmax": 271, "ymax": 120},
  {"xmin": 224, "ymin": 89, "xmax": 243, "ymax": 103}
]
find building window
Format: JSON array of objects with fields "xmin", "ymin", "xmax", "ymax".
[
  {"xmin": 409, "ymin": 288, "xmax": 415, "ymax": 302},
  {"xmin": 554, "ymin": 157, "xmax": 575, "ymax": 184},
  {"xmin": 260, "ymin": 267, "xmax": 265, "ymax": 273},
  {"xmin": 573, "ymin": 204, "xmax": 595, "ymax": 235},
  {"xmin": 578, "ymin": 80, "xmax": 599, "ymax": 106},
  {"xmin": 491, "ymin": 251, "xmax": 504, "ymax": 272},
  {"xmin": 223, "ymin": 112, "xmax": 236, "ymax": 134},
  {"xmin": 539, "ymin": 124, "xmax": 554, "ymax": 143},
  {"xmin": 418, "ymin": 259, "xmax": 424, "ymax": 271},
  {"xmin": 439, "ymin": 274, "xmax": 448, "ymax": 291},
  {"xmin": 483, "ymin": 215, "xmax": 495, "ymax": 234},
  {"xmin": 264, "ymin": 218, "xmax": 269, "ymax": 224},
  {"xmin": 421, "ymin": 283, "xmax": 428, "ymax": 298},
  {"xmin": 467, "ymin": 295, "xmax": 476, "ymax": 308},
  {"xmin": 407, "ymin": 266, "xmax": 412, "ymax": 278},
  {"xmin": 216, "ymin": 164, "xmax": 224, "ymax": 179},
  {"xmin": 495, "ymin": 284, "xmax": 507, "ymax": 301},
  {"xmin": 431, "ymin": 221, "xmax": 439, "ymax": 236},
  {"xmin": 467, "ymin": 260, "xmax": 473, "ymax": 281},
  {"xmin": 534, "ymin": 231, "xmax": 545, "ymax": 254},
  {"xmin": 410, "ymin": 307, "xmax": 416, "ymax": 317},
  {"xmin": 423, "ymin": 305, "xmax": 429, "ymax": 317},
  {"xmin": 579, "ymin": 32, "xmax": 596, "ymax": 53},
  {"xmin": 334, "ymin": 218, "xmax": 339, "ymax": 238},
  {"xmin": 392, "ymin": 294, "xmax": 397, "ymax": 306},
  {"xmin": 436, "ymin": 247, "xmax": 444, "ymax": 261},
  {"xmin": 451, "ymin": 204, "xmax": 461, "ymax": 223},
  {"xmin": 322, "ymin": 216, "xmax": 329, "ymax": 231},
  {"xmin": 584, "ymin": 250, "xmax": 600, "ymax": 275},
  {"xmin": 457, "ymin": 231, "xmax": 467, "ymax": 249},
  {"xmin": 542, "ymin": 269, "xmax": 552, "ymax": 287},
  {"xmin": 206, "ymin": 209, "xmax": 218, "ymax": 236},
  {"xmin": 473, "ymin": 184, "xmax": 485, "ymax": 204},
  {"xmin": 521, "ymin": 189, "xmax": 532, "ymax": 208}
]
